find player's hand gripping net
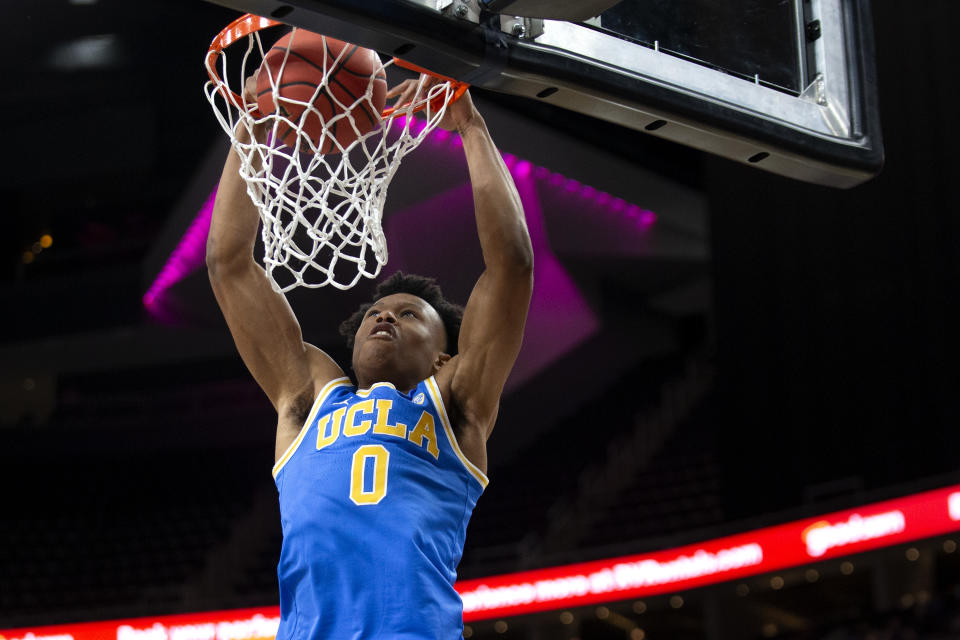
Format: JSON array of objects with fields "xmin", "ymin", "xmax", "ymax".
[{"xmin": 204, "ymin": 15, "xmax": 466, "ymax": 291}]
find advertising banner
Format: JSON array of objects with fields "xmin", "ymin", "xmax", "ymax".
[{"xmin": 4, "ymin": 485, "xmax": 960, "ymax": 634}]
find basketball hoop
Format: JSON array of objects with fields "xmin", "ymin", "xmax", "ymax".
[{"xmin": 204, "ymin": 14, "xmax": 469, "ymax": 292}]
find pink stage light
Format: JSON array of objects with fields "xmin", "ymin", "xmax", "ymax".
[
  {"xmin": 514, "ymin": 160, "xmax": 532, "ymax": 179},
  {"xmin": 144, "ymin": 126, "xmax": 656, "ymax": 312},
  {"xmin": 143, "ymin": 186, "xmax": 216, "ymax": 311}
]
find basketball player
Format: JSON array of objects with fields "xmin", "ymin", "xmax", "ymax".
[{"xmin": 206, "ymin": 75, "xmax": 533, "ymax": 639}]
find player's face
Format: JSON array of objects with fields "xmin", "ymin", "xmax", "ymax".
[{"xmin": 352, "ymin": 293, "xmax": 449, "ymax": 388}]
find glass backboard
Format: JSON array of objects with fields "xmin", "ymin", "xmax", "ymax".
[
  {"xmin": 597, "ymin": 0, "xmax": 808, "ymax": 96},
  {"xmin": 204, "ymin": 0, "xmax": 883, "ymax": 188}
]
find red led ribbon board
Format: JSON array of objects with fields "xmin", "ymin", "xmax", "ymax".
[
  {"xmin": 457, "ymin": 484, "xmax": 960, "ymax": 621},
  {"xmin": 3, "ymin": 485, "xmax": 960, "ymax": 636},
  {"xmin": 0, "ymin": 607, "xmax": 281, "ymax": 640}
]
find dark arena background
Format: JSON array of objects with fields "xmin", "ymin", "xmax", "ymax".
[{"xmin": 2, "ymin": 1, "xmax": 960, "ymax": 639}]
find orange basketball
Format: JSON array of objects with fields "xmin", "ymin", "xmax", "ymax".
[{"xmin": 257, "ymin": 30, "xmax": 387, "ymax": 154}]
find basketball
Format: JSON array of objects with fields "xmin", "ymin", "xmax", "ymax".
[{"xmin": 256, "ymin": 30, "xmax": 387, "ymax": 154}]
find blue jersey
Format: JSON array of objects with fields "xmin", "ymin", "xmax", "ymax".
[{"xmin": 272, "ymin": 375, "xmax": 488, "ymax": 640}]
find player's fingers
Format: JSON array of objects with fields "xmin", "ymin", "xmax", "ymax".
[
  {"xmin": 243, "ymin": 74, "xmax": 259, "ymax": 103},
  {"xmin": 406, "ymin": 84, "xmax": 424, "ymax": 105},
  {"xmin": 386, "ymin": 79, "xmax": 415, "ymax": 99},
  {"xmin": 397, "ymin": 87, "xmax": 421, "ymax": 112},
  {"xmin": 390, "ymin": 87, "xmax": 418, "ymax": 112},
  {"xmin": 420, "ymin": 74, "xmax": 441, "ymax": 90},
  {"xmin": 412, "ymin": 79, "xmax": 435, "ymax": 104}
]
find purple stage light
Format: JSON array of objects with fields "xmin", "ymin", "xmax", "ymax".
[
  {"xmin": 524, "ymin": 165, "xmax": 654, "ymax": 230},
  {"xmin": 505, "ymin": 164, "xmax": 601, "ymax": 387},
  {"xmin": 143, "ymin": 186, "xmax": 216, "ymax": 312},
  {"xmin": 392, "ymin": 114, "xmax": 427, "ymax": 136},
  {"xmin": 144, "ymin": 123, "xmax": 656, "ymax": 313}
]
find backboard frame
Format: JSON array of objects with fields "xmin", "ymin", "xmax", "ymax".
[{"xmin": 204, "ymin": 0, "xmax": 883, "ymax": 188}]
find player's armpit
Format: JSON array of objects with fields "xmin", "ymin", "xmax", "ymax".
[{"xmin": 207, "ymin": 258, "xmax": 344, "ymax": 411}]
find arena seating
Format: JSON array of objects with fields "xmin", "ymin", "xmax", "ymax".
[
  {"xmin": 0, "ymin": 441, "xmax": 265, "ymax": 624},
  {"xmin": 582, "ymin": 398, "xmax": 723, "ymax": 549},
  {"xmin": 0, "ymin": 352, "xmax": 723, "ymax": 624},
  {"xmin": 776, "ymin": 594, "xmax": 960, "ymax": 640},
  {"xmin": 459, "ymin": 354, "xmax": 716, "ymax": 575}
]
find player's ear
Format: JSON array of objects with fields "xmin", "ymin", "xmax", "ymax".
[{"xmin": 433, "ymin": 352, "xmax": 451, "ymax": 372}]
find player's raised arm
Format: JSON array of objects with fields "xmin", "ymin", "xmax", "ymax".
[
  {"xmin": 426, "ymin": 87, "xmax": 534, "ymax": 450},
  {"xmin": 206, "ymin": 78, "xmax": 344, "ymax": 416}
]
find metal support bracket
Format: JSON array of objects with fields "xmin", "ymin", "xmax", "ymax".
[
  {"xmin": 440, "ymin": 0, "xmax": 482, "ymax": 23},
  {"xmin": 482, "ymin": 0, "xmax": 621, "ymax": 22},
  {"xmin": 434, "ymin": 0, "xmax": 543, "ymax": 39},
  {"xmin": 499, "ymin": 15, "xmax": 544, "ymax": 40}
]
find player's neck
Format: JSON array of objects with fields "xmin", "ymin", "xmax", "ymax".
[{"xmin": 355, "ymin": 370, "xmax": 420, "ymax": 394}]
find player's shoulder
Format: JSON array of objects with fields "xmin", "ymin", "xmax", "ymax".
[
  {"xmin": 279, "ymin": 344, "xmax": 349, "ymax": 421},
  {"xmin": 305, "ymin": 342, "xmax": 348, "ymax": 385},
  {"xmin": 432, "ymin": 355, "xmax": 460, "ymax": 408},
  {"xmin": 431, "ymin": 358, "xmax": 483, "ymax": 433}
]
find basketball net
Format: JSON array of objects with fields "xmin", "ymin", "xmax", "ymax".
[{"xmin": 205, "ymin": 15, "xmax": 464, "ymax": 291}]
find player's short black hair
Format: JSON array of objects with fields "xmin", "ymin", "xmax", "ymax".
[{"xmin": 339, "ymin": 272, "xmax": 464, "ymax": 355}]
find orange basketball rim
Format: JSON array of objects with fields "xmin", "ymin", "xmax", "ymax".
[{"xmin": 205, "ymin": 13, "xmax": 469, "ymax": 119}]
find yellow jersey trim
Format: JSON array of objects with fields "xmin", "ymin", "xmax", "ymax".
[
  {"xmin": 272, "ymin": 377, "xmax": 352, "ymax": 478},
  {"xmin": 424, "ymin": 376, "xmax": 489, "ymax": 490},
  {"xmin": 355, "ymin": 381, "xmax": 397, "ymax": 398}
]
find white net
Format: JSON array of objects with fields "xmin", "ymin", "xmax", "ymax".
[{"xmin": 205, "ymin": 22, "xmax": 458, "ymax": 291}]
